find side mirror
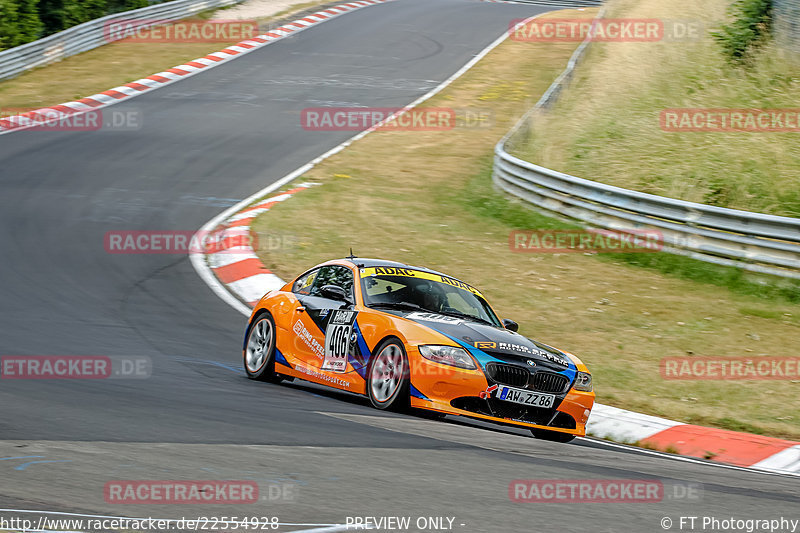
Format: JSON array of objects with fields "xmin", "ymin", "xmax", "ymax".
[
  {"xmin": 502, "ymin": 319, "xmax": 519, "ymax": 332},
  {"xmin": 320, "ymin": 284, "xmax": 348, "ymax": 302}
]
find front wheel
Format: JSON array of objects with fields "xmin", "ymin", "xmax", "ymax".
[
  {"xmin": 530, "ymin": 428, "xmax": 576, "ymax": 443},
  {"xmin": 244, "ymin": 312, "xmax": 281, "ymax": 382},
  {"xmin": 367, "ymin": 339, "xmax": 409, "ymax": 411}
]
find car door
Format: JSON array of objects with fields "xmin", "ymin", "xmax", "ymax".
[{"xmin": 290, "ymin": 265, "xmax": 356, "ymax": 374}]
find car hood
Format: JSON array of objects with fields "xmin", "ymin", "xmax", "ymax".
[{"xmin": 400, "ymin": 311, "xmax": 575, "ymax": 372}]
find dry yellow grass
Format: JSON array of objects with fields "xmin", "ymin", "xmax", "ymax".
[
  {"xmin": 250, "ymin": 7, "xmax": 800, "ymax": 439},
  {"xmin": 515, "ymin": 0, "xmax": 800, "ymax": 216}
]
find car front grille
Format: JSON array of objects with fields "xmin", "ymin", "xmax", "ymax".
[
  {"xmin": 529, "ymin": 371, "xmax": 570, "ymax": 394},
  {"xmin": 485, "ymin": 363, "xmax": 570, "ymax": 394},
  {"xmin": 485, "ymin": 363, "xmax": 528, "ymax": 388}
]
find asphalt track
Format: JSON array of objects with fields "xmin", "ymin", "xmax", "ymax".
[{"xmin": 0, "ymin": 0, "xmax": 797, "ymax": 531}]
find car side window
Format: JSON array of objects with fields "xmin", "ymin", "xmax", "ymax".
[
  {"xmin": 292, "ymin": 269, "xmax": 319, "ymax": 295},
  {"xmin": 310, "ymin": 265, "xmax": 354, "ymax": 300}
]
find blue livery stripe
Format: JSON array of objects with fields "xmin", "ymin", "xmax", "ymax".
[
  {"xmin": 409, "ymin": 383, "xmax": 430, "ymax": 400},
  {"xmin": 274, "ymin": 348, "xmax": 292, "ymax": 369},
  {"xmin": 350, "ymin": 320, "xmax": 371, "ymax": 379}
]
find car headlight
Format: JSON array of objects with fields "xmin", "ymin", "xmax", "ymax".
[
  {"xmin": 573, "ymin": 371, "xmax": 593, "ymax": 392},
  {"xmin": 418, "ymin": 345, "xmax": 476, "ymax": 370}
]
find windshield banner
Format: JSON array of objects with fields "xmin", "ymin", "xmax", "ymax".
[{"xmin": 359, "ymin": 267, "xmax": 484, "ymax": 298}]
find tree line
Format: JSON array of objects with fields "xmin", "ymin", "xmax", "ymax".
[{"xmin": 0, "ymin": 0, "xmax": 157, "ymax": 50}]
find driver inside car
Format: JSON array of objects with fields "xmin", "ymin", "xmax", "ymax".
[{"xmin": 414, "ymin": 282, "xmax": 446, "ymax": 313}]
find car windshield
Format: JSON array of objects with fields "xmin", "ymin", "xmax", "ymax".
[{"xmin": 359, "ymin": 266, "xmax": 501, "ymax": 327}]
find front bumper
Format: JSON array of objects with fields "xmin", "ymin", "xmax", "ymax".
[{"xmin": 409, "ymin": 348, "xmax": 594, "ymax": 436}]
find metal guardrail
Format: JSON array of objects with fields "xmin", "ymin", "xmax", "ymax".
[
  {"xmin": 0, "ymin": 0, "xmax": 244, "ymax": 81},
  {"xmin": 493, "ymin": 7, "xmax": 800, "ymax": 280},
  {"xmin": 774, "ymin": 0, "xmax": 800, "ymax": 54}
]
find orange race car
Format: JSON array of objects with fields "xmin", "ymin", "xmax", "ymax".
[{"xmin": 243, "ymin": 258, "xmax": 594, "ymax": 442}]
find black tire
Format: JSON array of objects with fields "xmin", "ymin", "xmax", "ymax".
[
  {"xmin": 243, "ymin": 312, "xmax": 281, "ymax": 382},
  {"xmin": 366, "ymin": 338, "xmax": 409, "ymax": 411},
  {"xmin": 530, "ymin": 428, "xmax": 576, "ymax": 443}
]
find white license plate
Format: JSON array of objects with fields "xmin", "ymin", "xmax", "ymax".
[{"xmin": 496, "ymin": 386, "xmax": 555, "ymax": 408}]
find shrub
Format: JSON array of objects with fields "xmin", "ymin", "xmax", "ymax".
[
  {"xmin": 1, "ymin": 0, "xmax": 165, "ymax": 50},
  {"xmin": 0, "ymin": 0, "xmax": 43, "ymax": 50},
  {"xmin": 713, "ymin": 0, "xmax": 773, "ymax": 63}
]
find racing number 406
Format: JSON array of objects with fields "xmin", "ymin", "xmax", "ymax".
[
  {"xmin": 322, "ymin": 310, "xmax": 357, "ymax": 373},
  {"xmin": 327, "ymin": 324, "xmax": 349, "ymax": 359}
]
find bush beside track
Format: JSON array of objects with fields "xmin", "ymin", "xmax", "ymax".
[
  {"xmin": 0, "ymin": 0, "xmax": 156, "ymax": 51},
  {"xmin": 250, "ymin": 8, "xmax": 800, "ymax": 440}
]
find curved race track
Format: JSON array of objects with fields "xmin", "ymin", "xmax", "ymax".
[{"xmin": 0, "ymin": 0, "xmax": 797, "ymax": 531}]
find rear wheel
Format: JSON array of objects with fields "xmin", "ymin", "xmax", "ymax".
[
  {"xmin": 244, "ymin": 313, "xmax": 281, "ymax": 382},
  {"xmin": 367, "ymin": 339, "xmax": 409, "ymax": 411},
  {"xmin": 530, "ymin": 428, "xmax": 576, "ymax": 443}
]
